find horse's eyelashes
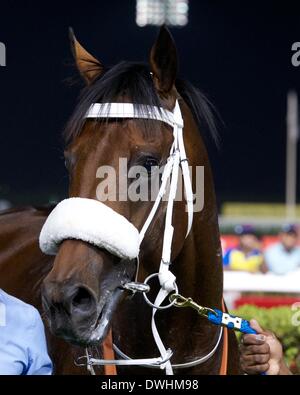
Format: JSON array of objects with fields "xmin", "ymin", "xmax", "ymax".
[
  {"xmin": 64, "ymin": 150, "xmax": 77, "ymax": 171},
  {"xmin": 64, "ymin": 158, "xmax": 73, "ymax": 172},
  {"xmin": 143, "ymin": 157, "xmax": 159, "ymax": 174}
]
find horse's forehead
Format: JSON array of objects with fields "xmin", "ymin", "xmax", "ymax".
[
  {"xmin": 68, "ymin": 118, "xmax": 173, "ymax": 157},
  {"xmin": 123, "ymin": 119, "xmax": 173, "ymax": 147},
  {"xmin": 66, "ymin": 122, "xmax": 128, "ymax": 154}
]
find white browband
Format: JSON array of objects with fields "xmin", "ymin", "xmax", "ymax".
[
  {"xmin": 39, "ymin": 100, "xmax": 217, "ymax": 375},
  {"xmin": 85, "ymin": 103, "xmax": 176, "ymax": 128}
]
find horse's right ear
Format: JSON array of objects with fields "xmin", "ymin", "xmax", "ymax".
[
  {"xmin": 149, "ymin": 25, "xmax": 178, "ymax": 95},
  {"xmin": 69, "ymin": 28, "xmax": 104, "ymax": 85}
]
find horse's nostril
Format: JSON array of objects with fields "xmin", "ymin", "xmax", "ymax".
[
  {"xmin": 49, "ymin": 305, "xmax": 56, "ymax": 317},
  {"xmin": 72, "ymin": 286, "xmax": 95, "ymax": 310}
]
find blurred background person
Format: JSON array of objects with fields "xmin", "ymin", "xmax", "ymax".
[
  {"xmin": 264, "ymin": 224, "xmax": 300, "ymax": 275},
  {"xmin": 223, "ymin": 225, "xmax": 265, "ymax": 273}
]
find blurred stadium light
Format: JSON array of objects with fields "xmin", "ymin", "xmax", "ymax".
[
  {"xmin": 286, "ymin": 90, "xmax": 299, "ymax": 219},
  {"xmin": 136, "ymin": 0, "xmax": 189, "ymax": 27}
]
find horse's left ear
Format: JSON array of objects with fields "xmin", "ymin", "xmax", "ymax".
[
  {"xmin": 149, "ymin": 25, "xmax": 178, "ymax": 95},
  {"xmin": 69, "ymin": 27, "xmax": 104, "ymax": 84}
]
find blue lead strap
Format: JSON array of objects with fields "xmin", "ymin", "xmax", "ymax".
[
  {"xmin": 207, "ymin": 309, "xmax": 257, "ymax": 334},
  {"xmin": 169, "ymin": 294, "xmax": 266, "ymax": 375},
  {"xmin": 207, "ymin": 309, "xmax": 266, "ymax": 375}
]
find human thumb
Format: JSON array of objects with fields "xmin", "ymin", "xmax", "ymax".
[{"xmin": 250, "ymin": 319, "xmax": 265, "ymax": 337}]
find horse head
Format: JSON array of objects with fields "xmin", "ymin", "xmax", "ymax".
[{"xmin": 41, "ymin": 26, "xmax": 191, "ymax": 346}]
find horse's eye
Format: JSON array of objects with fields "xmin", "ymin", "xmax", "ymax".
[
  {"xmin": 64, "ymin": 159, "xmax": 69, "ymax": 170},
  {"xmin": 143, "ymin": 157, "xmax": 159, "ymax": 175},
  {"xmin": 64, "ymin": 152, "xmax": 75, "ymax": 171}
]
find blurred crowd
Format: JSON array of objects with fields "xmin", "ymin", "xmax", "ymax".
[{"xmin": 222, "ymin": 224, "xmax": 300, "ymax": 275}]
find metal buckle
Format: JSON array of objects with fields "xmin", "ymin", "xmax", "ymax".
[
  {"xmin": 169, "ymin": 293, "xmax": 217, "ymax": 318},
  {"xmin": 123, "ymin": 282, "xmax": 150, "ymax": 293}
]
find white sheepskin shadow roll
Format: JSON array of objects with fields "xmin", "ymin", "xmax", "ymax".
[{"xmin": 39, "ymin": 198, "xmax": 140, "ymax": 260}]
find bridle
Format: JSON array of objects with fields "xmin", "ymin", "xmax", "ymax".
[{"xmin": 39, "ymin": 99, "xmax": 224, "ymax": 375}]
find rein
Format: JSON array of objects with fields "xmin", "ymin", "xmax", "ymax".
[{"xmin": 40, "ymin": 99, "xmax": 227, "ymax": 375}]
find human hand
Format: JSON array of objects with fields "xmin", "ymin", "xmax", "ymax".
[{"xmin": 240, "ymin": 319, "xmax": 291, "ymax": 375}]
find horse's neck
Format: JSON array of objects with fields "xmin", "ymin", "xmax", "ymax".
[
  {"xmin": 0, "ymin": 208, "xmax": 53, "ymax": 304},
  {"xmin": 166, "ymin": 155, "xmax": 224, "ymax": 365},
  {"xmin": 176, "ymin": 172, "xmax": 223, "ymax": 310},
  {"xmin": 175, "ymin": 102, "xmax": 223, "ymax": 309}
]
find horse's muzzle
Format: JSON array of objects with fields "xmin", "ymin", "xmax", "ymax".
[{"xmin": 42, "ymin": 282, "xmax": 99, "ymax": 346}]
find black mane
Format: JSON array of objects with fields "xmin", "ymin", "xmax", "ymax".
[{"xmin": 64, "ymin": 61, "xmax": 219, "ymax": 145}]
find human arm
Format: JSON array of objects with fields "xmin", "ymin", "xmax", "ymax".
[{"xmin": 24, "ymin": 308, "xmax": 53, "ymax": 375}]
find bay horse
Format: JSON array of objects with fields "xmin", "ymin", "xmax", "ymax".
[{"xmin": 0, "ymin": 26, "xmax": 240, "ymax": 374}]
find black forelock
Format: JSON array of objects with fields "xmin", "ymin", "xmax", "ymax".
[{"xmin": 64, "ymin": 61, "xmax": 220, "ymax": 146}]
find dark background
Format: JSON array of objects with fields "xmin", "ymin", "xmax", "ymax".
[{"xmin": 0, "ymin": 0, "xmax": 299, "ymax": 208}]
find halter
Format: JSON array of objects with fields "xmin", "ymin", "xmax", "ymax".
[{"xmin": 39, "ymin": 100, "xmax": 223, "ymax": 375}]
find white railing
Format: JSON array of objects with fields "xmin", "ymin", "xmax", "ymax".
[{"xmin": 224, "ymin": 270, "xmax": 300, "ymax": 293}]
